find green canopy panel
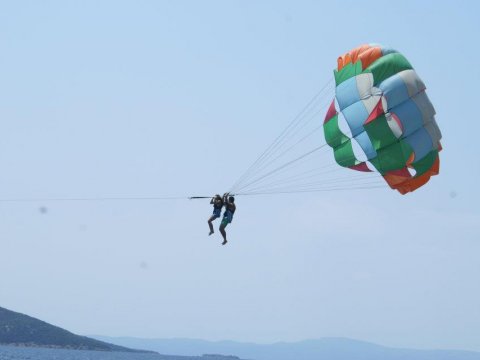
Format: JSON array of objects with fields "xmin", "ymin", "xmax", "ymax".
[
  {"xmin": 334, "ymin": 61, "xmax": 364, "ymax": 86},
  {"xmin": 324, "ymin": 114, "xmax": 350, "ymax": 148},
  {"xmin": 333, "ymin": 139, "xmax": 361, "ymax": 168},
  {"xmin": 364, "ymin": 114, "xmax": 399, "ymax": 151},
  {"xmin": 369, "ymin": 140, "xmax": 414, "ymax": 174},
  {"xmin": 412, "ymin": 149, "xmax": 438, "ymax": 177},
  {"xmin": 366, "ymin": 53, "xmax": 413, "ymax": 86}
]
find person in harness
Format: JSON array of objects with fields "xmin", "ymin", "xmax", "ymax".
[
  {"xmin": 219, "ymin": 193, "xmax": 236, "ymax": 245},
  {"xmin": 208, "ymin": 194, "xmax": 224, "ymax": 236}
]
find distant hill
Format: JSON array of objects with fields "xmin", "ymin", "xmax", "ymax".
[
  {"xmin": 93, "ymin": 336, "xmax": 480, "ymax": 360},
  {"xmin": 0, "ymin": 306, "xmax": 150, "ymax": 352}
]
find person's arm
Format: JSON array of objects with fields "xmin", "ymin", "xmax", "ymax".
[{"xmin": 223, "ymin": 194, "xmax": 234, "ymax": 210}]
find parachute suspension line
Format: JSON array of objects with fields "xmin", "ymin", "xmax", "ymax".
[
  {"xmin": 252, "ymin": 92, "xmax": 334, "ymax": 165},
  {"xmin": 242, "ymin": 175, "xmax": 385, "ymax": 195},
  {"xmin": 226, "ymin": 75, "xmax": 396, "ymax": 197},
  {"xmin": 237, "ymin": 160, "xmax": 340, "ymax": 192},
  {"xmin": 230, "ymin": 85, "xmax": 334, "ymax": 193},
  {"xmin": 229, "ymin": 78, "xmax": 334, "ymax": 194},
  {"xmin": 236, "ymin": 159, "xmax": 385, "ymax": 194},
  {"xmin": 233, "ymin": 142, "xmax": 330, "ymax": 194},
  {"xmin": 234, "ymin": 183, "xmax": 385, "ymax": 197},
  {"xmin": 234, "ymin": 146, "xmax": 390, "ymax": 195},
  {"xmin": 237, "ymin": 166, "xmax": 381, "ymax": 195},
  {"xmin": 229, "ymin": 120, "xmax": 391, "ymax": 195},
  {"xmin": 229, "ymin": 99, "xmax": 331, "ymax": 194},
  {"xmin": 230, "ymin": 113, "xmax": 385, "ymax": 194},
  {"xmin": 228, "ymin": 90, "xmax": 387, "ymax": 194},
  {"xmin": 232, "ymin": 145, "xmax": 334, "ymax": 193},
  {"xmin": 238, "ymin": 104, "xmax": 330, "ymax": 185},
  {"xmin": 231, "ymin": 78, "xmax": 332, "ymax": 181}
]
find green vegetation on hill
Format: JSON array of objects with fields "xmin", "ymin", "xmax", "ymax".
[{"xmin": 0, "ymin": 306, "xmax": 151, "ymax": 352}]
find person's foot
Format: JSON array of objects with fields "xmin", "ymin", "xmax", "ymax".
[
  {"xmin": 209, "ymin": 231, "xmax": 214, "ymax": 236},
  {"xmin": 222, "ymin": 240, "xmax": 227, "ymax": 245}
]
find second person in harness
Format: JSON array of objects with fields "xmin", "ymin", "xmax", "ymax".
[{"xmin": 219, "ymin": 193, "xmax": 236, "ymax": 245}]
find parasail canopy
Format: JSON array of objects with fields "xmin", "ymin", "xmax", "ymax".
[{"xmin": 323, "ymin": 44, "xmax": 442, "ymax": 194}]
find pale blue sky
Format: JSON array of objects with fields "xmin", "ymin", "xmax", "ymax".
[{"xmin": 0, "ymin": 0, "xmax": 479, "ymax": 352}]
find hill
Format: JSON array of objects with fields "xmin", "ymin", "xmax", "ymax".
[
  {"xmin": 0, "ymin": 306, "xmax": 150, "ymax": 352},
  {"xmin": 93, "ymin": 336, "xmax": 480, "ymax": 360}
]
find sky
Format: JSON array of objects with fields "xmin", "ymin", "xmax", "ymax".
[{"xmin": 0, "ymin": 0, "xmax": 479, "ymax": 353}]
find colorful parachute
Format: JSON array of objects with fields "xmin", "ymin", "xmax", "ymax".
[{"xmin": 323, "ymin": 44, "xmax": 442, "ymax": 194}]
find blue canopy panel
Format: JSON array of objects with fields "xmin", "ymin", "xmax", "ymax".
[
  {"xmin": 389, "ymin": 97, "xmax": 424, "ymax": 137},
  {"xmin": 336, "ymin": 77, "xmax": 360, "ymax": 110},
  {"xmin": 379, "ymin": 70, "xmax": 426, "ymax": 110},
  {"xmin": 341, "ymin": 101, "xmax": 369, "ymax": 136},
  {"xmin": 354, "ymin": 131, "xmax": 377, "ymax": 160},
  {"xmin": 403, "ymin": 127, "xmax": 434, "ymax": 162},
  {"xmin": 335, "ymin": 73, "xmax": 374, "ymax": 111},
  {"xmin": 341, "ymin": 94, "xmax": 381, "ymax": 137}
]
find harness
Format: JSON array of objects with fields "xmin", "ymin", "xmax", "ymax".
[
  {"xmin": 223, "ymin": 204, "xmax": 235, "ymax": 222},
  {"xmin": 212, "ymin": 199, "xmax": 223, "ymax": 217}
]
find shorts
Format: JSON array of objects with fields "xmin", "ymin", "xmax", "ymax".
[
  {"xmin": 212, "ymin": 208, "xmax": 221, "ymax": 218},
  {"xmin": 221, "ymin": 216, "xmax": 231, "ymax": 227}
]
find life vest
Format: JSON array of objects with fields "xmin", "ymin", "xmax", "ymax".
[{"xmin": 223, "ymin": 204, "xmax": 235, "ymax": 222}]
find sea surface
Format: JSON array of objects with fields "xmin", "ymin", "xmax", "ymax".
[{"xmin": 0, "ymin": 345, "xmax": 231, "ymax": 360}]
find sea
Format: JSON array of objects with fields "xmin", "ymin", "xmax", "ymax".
[{"xmin": 0, "ymin": 345, "xmax": 234, "ymax": 360}]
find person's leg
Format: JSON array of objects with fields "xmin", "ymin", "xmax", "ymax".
[
  {"xmin": 219, "ymin": 222, "xmax": 228, "ymax": 245},
  {"xmin": 208, "ymin": 216, "xmax": 216, "ymax": 235}
]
